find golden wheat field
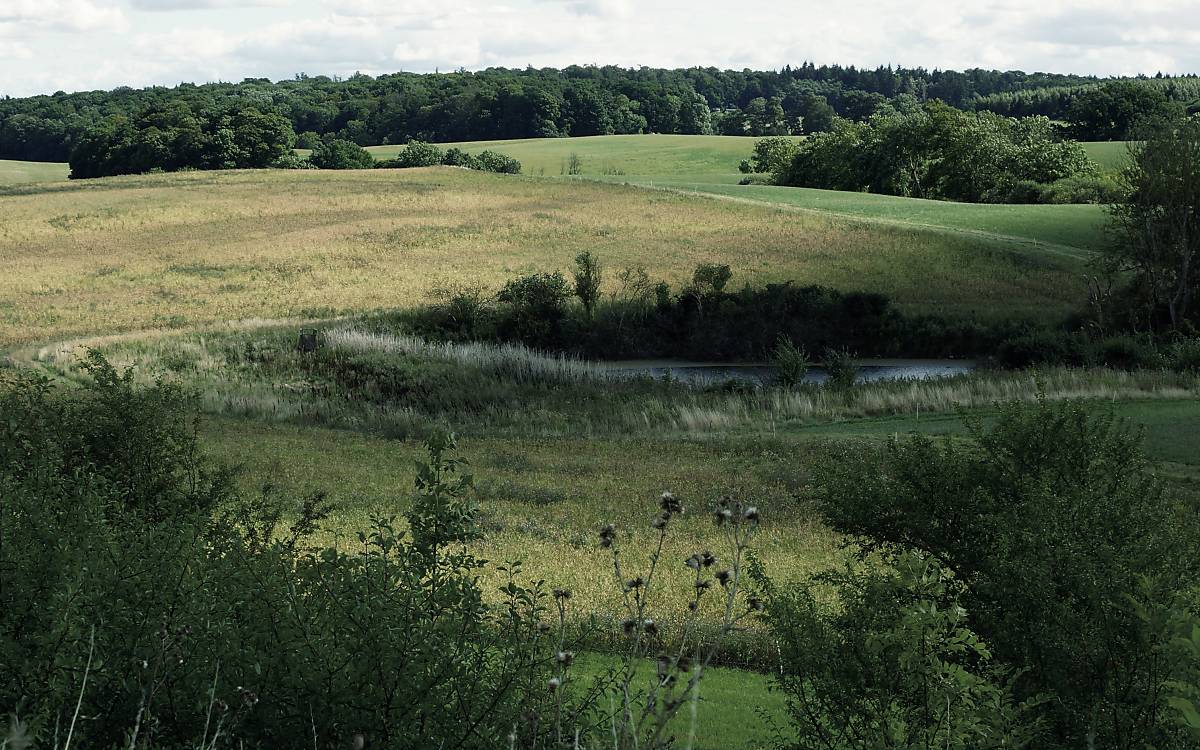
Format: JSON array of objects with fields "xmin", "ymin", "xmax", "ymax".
[{"xmin": 0, "ymin": 166, "xmax": 1088, "ymax": 350}]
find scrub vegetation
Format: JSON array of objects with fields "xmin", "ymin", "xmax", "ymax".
[{"xmin": 4, "ymin": 67, "xmax": 1200, "ymax": 750}]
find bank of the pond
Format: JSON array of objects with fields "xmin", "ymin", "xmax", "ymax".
[{"xmin": 600, "ymin": 358, "xmax": 976, "ymax": 386}]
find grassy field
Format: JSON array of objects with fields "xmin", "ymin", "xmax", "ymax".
[
  {"xmin": 0, "ymin": 158, "xmax": 70, "ymax": 185},
  {"xmin": 631, "ymin": 180, "xmax": 1106, "ymax": 253},
  {"xmin": 1082, "ymin": 140, "xmax": 1132, "ymax": 173},
  {"xmin": 363, "ymin": 133, "xmax": 783, "ymax": 180},
  {"xmin": 0, "ymin": 166, "xmax": 1093, "ymax": 350},
  {"xmin": 369, "ymin": 134, "xmax": 1109, "ymax": 252}
]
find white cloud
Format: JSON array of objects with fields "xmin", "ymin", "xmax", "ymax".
[
  {"xmin": 0, "ymin": 39, "xmax": 33, "ymax": 59},
  {"xmin": 131, "ymin": 1, "xmax": 287, "ymax": 9},
  {"xmin": 2, "ymin": 0, "xmax": 1200, "ymax": 96},
  {"xmin": 0, "ymin": 0, "xmax": 125, "ymax": 31}
]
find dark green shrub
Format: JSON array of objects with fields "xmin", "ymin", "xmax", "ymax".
[
  {"xmin": 441, "ymin": 146, "xmax": 479, "ymax": 168},
  {"xmin": 270, "ymin": 152, "xmax": 317, "ymax": 169},
  {"xmin": 426, "ymin": 281, "xmax": 494, "ymax": 340},
  {"xmin": 771, "ymin": 336, "xmax": 810, "ymax": 387},
  {"xmin": 0, "ymin": 370, "xmax": 571, "ymax": 748},
  {"xmin": 394, "ymin": 140, "xmax": 443, "ymax": 167},
  {"xmin": 309, "ymin": 138, "xmax": 374, "ymax": 169},
  {"xmin": 815, "ymin": 397, "xmax": 1200, "ymax": 749},
  {"xmin": 1041, "ymin": 172, "xmax": 1127, "ymax": 204},
  {"xmin": 995, "ymin": 329, "xmax": 1093, "ymax": 367},
  {"xmin": 1167, "ymin": 337, "xmax": 1200, "ymax": 374},
  {"xmin": 762, "ymin": 553, "xmax": 1046, "ymax": 749},
  {"xmin": 474, "ymin": 149, "xmax": 521, "ymax": 174},
  {"xmin": 1097, "ymin": 334, "xmax": 1159, "ymax": 370},
  {"xmin": 821, "ymin": 346, "xmax": 857, "ymax": 389},
  {"xmin": 496, "ymin": 271, "xmax": 573, "ymax": 346},
  {"xmin": 293, "ymin": 130, "xmax": 321, "ymax": 149},
  {"xmin": 572, "ymin": 250, "xmax": 602, "ymax": 317},
  {"xmin": 749, "ymin": 136, "xmax": 800, "ymax": 173}
]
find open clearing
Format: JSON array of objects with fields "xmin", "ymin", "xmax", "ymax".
[
  {"xmin": 0, "ymin": 166, "xmax": 1090, "ymax": 349},
  {"xmin": 364, "ymin": 133, "xmax": 782, "ymax": 180},
  {"xmin": 1082, "ymin": 140, "xmax": 1131, "ymax": 172},
  {"xmin": 0, "ymin": 158, "xmax": 69, "ymax": 185}
]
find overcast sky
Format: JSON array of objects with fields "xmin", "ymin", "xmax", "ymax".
[{"xmin": 2, "ymin": 0, "xmax": 1199, "ymax": 98}]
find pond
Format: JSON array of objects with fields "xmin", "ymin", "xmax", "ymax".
[{"xmin": 598, "ymin": 358, "xmax": 975, "ymax": 386}]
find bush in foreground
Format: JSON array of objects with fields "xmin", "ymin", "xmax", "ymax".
[
  {"xmin": 0, "ymin": 362, "xmax": 567, "ymax": 748},
  {"xmin": 802, "ymin": 396, "xmax": 1200, "ymax": 749}
]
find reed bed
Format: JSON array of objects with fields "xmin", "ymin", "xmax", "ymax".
[{"xmin": 325, "ymin": 326, "xmax": 617, "ymax": 385}]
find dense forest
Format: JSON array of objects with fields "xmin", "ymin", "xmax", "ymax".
[{"xmin": 4, "ymin": 64, "xmax": 1200, "ymax": 164}]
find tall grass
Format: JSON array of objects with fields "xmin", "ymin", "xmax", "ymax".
[
  {"xmin": 326, "ymin": 327, "xmax": 617, "ymax": 385},
  {"xmin": 673, "ymin": 367, "xmax": 1199, "ymax": 431},
  {"xmin": 29, "ymin": 322, "xmax": 1200, "ymax": 439}
]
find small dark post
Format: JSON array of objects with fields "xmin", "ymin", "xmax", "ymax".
[{"xmin": 297, "ymin": 328, "xmax": 318, "ymax": 353}]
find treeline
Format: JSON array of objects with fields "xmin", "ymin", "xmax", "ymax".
[
  {"xmin": 763, "ymin": 102, "xmax": 1110, "ymax": 204},
  {"xmin": 67, "ymin": 104, "xmax": 295, "ymax": 178},
  {"xmin": 4, "ymin": 64, "xmax": 1195, "ymax": 164},
  {"xmin": 974, "ymin": 77, "xmax": 1200, "ymax": 137}
]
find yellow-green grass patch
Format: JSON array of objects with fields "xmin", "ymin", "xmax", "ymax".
[
  {"xmin": 0, "ymin": 158, "xmax": 70, "ymax": 185},
  {"xmin": 198, "ymin": 415, "xmax": 841, "ymax": 620},
  {"xmin": 0, "ymin": 167, "xmax": 1088, "ymax": 350}
]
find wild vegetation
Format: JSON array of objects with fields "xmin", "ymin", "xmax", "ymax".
[
  {"xmin": 5, "ymin": 62, "xmax": 1200, "ymax": 750},
  {"xmin": 0, "ymin": 166, "xmax": 1096, "ymax": 350}
]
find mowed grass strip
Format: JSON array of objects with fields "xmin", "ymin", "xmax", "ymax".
[
  {"xmin": 621, "ymin": 180, "xmax": 1109, "ymax": 253},
  {"xmin": 0, "ymin": 159, "xmax": 70, "ymax": 185},
  {"xmin": 362, "ymin": 133, "xmax": 789, "ymax": 179},
  {"xmin": 0, "ymin": 167, "xmax": 1087, "ymax": 349}
]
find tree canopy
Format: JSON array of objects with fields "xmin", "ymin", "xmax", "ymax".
[
  {"xmin": 774, "ymin": 102, "xmax": 1095, "ymax": 203},
  {"xmin": 6, "ymin": 65, "xmax": 1200, "ymax": 165}
]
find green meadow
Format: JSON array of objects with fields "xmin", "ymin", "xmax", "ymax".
[
  {"xmin": 3, "ymin": 132, "xmax": 1195, "ymax": 750},
  {"xmin": 0, "ymin": 158, "xmax": 69, "ymax": 184}
]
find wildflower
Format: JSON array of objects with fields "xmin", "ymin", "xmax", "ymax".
[
  {"xmin": 695, "ymin": 579, "xmax": 712, "ymax": 592},
  {"xmin": 621, "ymin": 618, "xmax": 638, "ymax": 635},
  {"xmin": 687, "ymin": 600, "xmax": 698, "ymax": 612},
  {"xmin": 552, "ymin": 588, "xmax": 572, "ymax": 601},
  {"xmin": 599, "ymin": 523, "xmax": 616, "ymax": 548},
  {"xmin": 547, "ymin": 677, "xmax": 562, "ymax": 692},
  {"xmin": 556, "ymin": 651, "xmax": 575, "ymax": 666},
  {"xmin": 625, "ymin": 577, "xmax": 644, "ymax": 591},
  {"xmin": 714, "ymin": 507, "xmax": 733, "ymax": 525},
  {"xmin": 536, "ymin": 622, "xmax": 552, "ymax": 634},
  {"xmin": 643, "ymin": 618, "xmax": 659, "ymax": 636},
  {"xmin": 239, "ymin": 687, "xmax": 258, "ymax": 707},
  {"xmin": 652, "ymin": 516, "xmax": 668, "ymax": 530},
  {"xmin": 659, "ymin": 491, "xmax": 684, "ymax": 516},
  {"xmin": 747, "ymin": 596, "xmax": 765, "ymax": 612},
  {"xmin": 684, "ymin": 554, "xmax": 701, "ymax": 570},
  {"xmin": 715, "ymin": 569, "xmax": 732, "ymax": 587},
  {"xmin": 700, "ymin": 550, "xmax": 717, "ymax": 567},
  {"xmin": 743, "ymin": 506, "xmax": 760, "ymax": 523}
]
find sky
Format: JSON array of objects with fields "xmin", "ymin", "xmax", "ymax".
[{"xmin": 1, "ymin": 0, "xmax": 1200, "ymax": 97}]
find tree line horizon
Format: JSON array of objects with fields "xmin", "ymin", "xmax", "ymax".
[{"xmin": 4, "ymin": 63, "xmax": 1200, "ymax": 164}]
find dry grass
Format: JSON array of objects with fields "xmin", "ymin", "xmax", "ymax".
[
  {"xmin": 325, "ymin": 327, "xmax": 617, "ymax": 384},
  {"xmin": 198, "ymin": 415, "xmax": 842, "ymax": 625},
  {"xmin": 0, "ymin": 167, "xmax": 1087, "ymax": 350}
]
